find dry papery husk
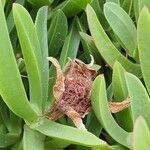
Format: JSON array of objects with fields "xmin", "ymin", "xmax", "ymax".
[{"xmin": 47, "ymin": 57, "xmax": 130, "ymax": 130}]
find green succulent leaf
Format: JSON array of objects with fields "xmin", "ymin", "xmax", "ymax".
[
  {"xmin": 27, "ymin": 0, "xmax": 54, "ymax": 7},
  {"xmin": 0, "ymin": 100, "xmax": 22, "ymax": 134},
  {"xmin": 17, "ymin": 58, "xmax": 25, "ymax": 72},
  {"xmin": 45, "ymin": 138, "xmax": 70, "ymax": 149},
  {"xmin": 35, "ymin": 6, "xmax": 49, "ymax": 111},
  {"xmin": 134, "ymin": 0, "xmax": 150, "ymax": 21},
  {"xmin": 125, "ymin": 72, "xmax": 150, "ymax": 127},
  {"xmin": 48, "ymin": 9, "xmax": 68, "ymax": 57},
  {"xmin": 1, "ymin": 0, "xmax": 6, "ymax": 7},
  {"xmin": 112, "ymin": 62, "xmax": 128, "ymax": 100},
  {"xmin": 91, "ymin": 0, "xmax": 108, "ymax": 29},
  {"xmin": 0, "ymin": 133, "xmax": 20, "ymax": 148},
  {"xmin": 55, "ymin": 0, "xmax": 92, "ymax": 17},
  {"xmin": 45, "ymin": 148, "xmax": 64, "ymax": 150},
  {"xmin": 111, "ymin": 145, "xmax": 128, "ymax": 150},
  {"xmin": 23, "ymin": 125, "xmax": 45, "ymax": 150},
  {"xmin": 0, "ymin": 0, "xmax": 38, "ymax": 123},
  {"xmin": 13, "ymin": 3, "xmax": 43, "ymax": 113},
  {"xmin": 2, "ymin": 0, "xmax": 150, "ymax": 149},
  {"xmin": 121, "ymin": 0, "xmax": 133, "ymax": 15},
  {"xmin": 104, "ymin": 2, "xmax": 137, "ymax": 57},
  {"xmin": 112, "ymin": 61, "xmax": 133, "ymax": 131},
  {"xmin": 132, "ymin": 116, "xmax": 150, "ymax": 150},
  {"xmin": 0, "ymin": 100, "xmax": 10, "ymax": 130},
  {"xmin": 137, "ymin": 7, "xmax": 150, "ymax": 95},
  {"xmin": 76, "ymin": 17, "xmax": 91, "ymax": 62},
  {"xmin": 79, "ymin": 32, "xmax": 101, "ymax": 64},
  {"xmin": 106, "ymin": 0, "xmax": 120, "ymax": 4},
  {"xmin": 8, "ymin": 112, "xmax": 22, "ymax": 134},
  {"xmin": 6, "ymin": 0, "xmax": 25, "ymax": 33},
  {"xmin": 86, "ymin": 112, "xmax": 102, "ymax": 137},
  {"xmin": 91, "ymin": 75, "xmax": 132, "ymax": 148},
  {"xmin": 86, "ymin": 4, "xmax": 141, "ymax": 77},
  {"xmin": 30, "ymin": 118, "xmax": 109, "ymax": 149},
  {"xmin": 77, "ymin": 18, "xmax": 102, "ymax": 64},
  {"xmin": 59, "ymin": 20, "xmax": 80, "ymax": 69}
]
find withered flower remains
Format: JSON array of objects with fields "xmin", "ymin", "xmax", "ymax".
[
  {"xmin": 47, "ymin": 57, "xmax": 130, "ymax": 130},
  {"xmin": 47, "ymin": 56, "xmax": 96, "ymax": 130}
]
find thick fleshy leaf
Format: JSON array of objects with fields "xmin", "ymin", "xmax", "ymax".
[
  {"xmin": 79, "ymin": 32, "xmax": 102, "ymax": 64},
  {"xmin": 134, "ymin": 0, "xmax": 150, "ymax": 21},
  {"xmin": 13, "ymin": 4, "xmax": 43, "ymax": 113},
  {"xmin": 112, "ymin": 62, "xmax": 128, "ymax": 100},
  {"xmin": 45, "ymin": 138, "xmax": 70, "ymax": 149},
  {"xmin": 77, "ymin": 18, "xmax": 102, "ymax": 64},
  {"xmin": 1, "ymin": 0, "xmax": 6, "ymax": 7},
  {"xmin": 27, "ymin": 0, "xmax": 53, "ymax": 6},
  {"xmin": 76, "ymin": 17, "xmax": 91, "ymax": 62},
  {"xmin": 91, "ymin": 0, "xmax": 108, "ymax": 29},
  {"xmin": 10, "ymin": 139, "xmax": 23, "ymax": 150},
  {"xmin": 104, "ymin": 2, "xmax": 137, "ymax": 57},
  {"xmin": 0, "ymin": 133, "xmax": 19, "ymax": 148},
  {"xmin": 106, "ymin": 0, "xmax": 120, "ymax": 5},
  {"xmin": 59, "ymin": 20, "xmax": 80, "ymax": 69},
  {"xmin": 23, "ymin": 125, "xmax": 45, "ymax": 150},
  {"xmin": 8, "ymin": 112, "xmax": 22, "ymax": 134},
  {"xmin": 91, "ymin": 75, "xmax": 132, "ymax": 148},
  {"xmin": 112, "ymin": 62, "xmax": 133, "ymax": 131},
  {"xmin": 132, "ymin": 116, "xmax": 150, "ymax": 150},
  {"xmin": 0, "ymin": 99, "xmax": 22, "ymax": 135},
  {"xmin": 111, "ymin": 144, "xmax": 128, "ymax": 150},
  {"xmin": 55, "ymin": 0, "xmax": 92, "ymax": 17},
  {"xmin": 137, "ymin": 7, "xmax": 150, "ymax": 95},
  {"xmin": 0, "ymin": 100, "xmax": 9, "ymax": 130},
  {"xmin": 0, "ymin": 123, "xmax": 6, "ymax": 133},
  {"xmin": 45, "ymin": 148, "xmax": 64, "ymax": 150},
  {"xmin": 107, "ymin": 83, "xmax": 113, "ymax": 100},
  {"xmin": 17, "ymin": 58, "xmax": 25, "ymax": 72},
  {"xmin": 6, "ymin": 0, "xmax": 25, "ymax": 33},
  {"xmin": 125, "ymin": 72, "xmax": 150, "ymax": 127},
  {"xmin": 86, "ymin": 112, "xmax": 102, "ymax": 137},
  {"xmin": 30, "ymin": 118, "xmax": 109, "ymax": 149},
  {"xmin": 0, "ymin": 0, "xmax": 38, "ymax": 123},
  {"xmin": 86, "ymin": 4, "xmax": 141, "ymax": 77},
  {"xmin": 122, "ymin": 0, "xmax": 134, "ymax": 15},
  {"xmin": 48, "ymin": 9, "xmax": 68, "ymax": 57},
  {"xmin": 35, "ymin": 6, "xmax": 49, "ymax": 111}
]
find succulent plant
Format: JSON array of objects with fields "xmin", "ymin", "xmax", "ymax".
[{"xmin": 0, "ymin": 0, "xmax": 150, "ymax": 150}]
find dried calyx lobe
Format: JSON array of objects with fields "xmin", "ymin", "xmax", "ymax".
[{"xmin": 47, "ymin": 57, "xmax": 96, "ymax": 130}]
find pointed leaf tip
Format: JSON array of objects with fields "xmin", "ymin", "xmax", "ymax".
[
  {"xmin": 133, "ymin": 116, "xmax": 150, "ymax": 150},
  {"xmin": 86, "ymin": 4, "xmax": 92, "ymax": 12},
  {"xmin": 13, "ymin": 3, "xmax": 21, "ymax": 9}
]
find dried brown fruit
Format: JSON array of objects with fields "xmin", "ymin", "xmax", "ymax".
[
  {"xmin": 47, "ymin": 56, "xmax": 96, "ymax": 130},
  {"xmin": 46, "ymin": 57, "xmax": 130, "ymax": 130}
]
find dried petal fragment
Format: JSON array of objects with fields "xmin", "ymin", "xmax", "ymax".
[
  {"xmin": 65, "ymin": 108, "xmax": 87, "ymax": 130},
  {"xmin": 47, "ymin": 57, "xmax": 65, "ymax": 102},
  {"xmin": 108, "ymin": 97, "xmax": 130, "ymax": 113}
]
